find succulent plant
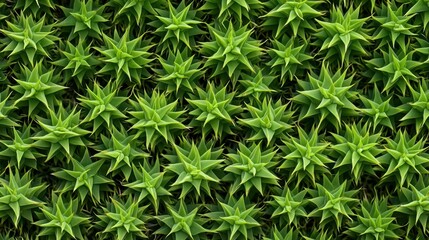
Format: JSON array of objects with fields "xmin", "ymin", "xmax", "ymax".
[
  {"xmin": 224, "ymin": 142, "xmax": 279, "ymax": 196},
  {"xmin": 200, "ymin": 22, "xmax": 263, "ymax": 82},
  {"xmin": 128, "ymin": 91, "xmax": 187, "ymax": 150},
  {"xmin": 278, "ymin": 126, "xmax": 333, "ymax": 186},
  {"xmin": 187, "ymin": 83, "xmax": 242, "ymax": 139},
  {"xmin": 263, "ymin": 0, "xmax": 323, "ymax": 39},
  {"xmin": 52, "ymin": 149, "xmax": 113, "ymax": 203},
  {"xmin": 163, "ymin": 139, "xmax": 224, "ymax": 199},
  {"xmin": 378, "ymin": 130, "xmax": 429, "ymax": 187},
  {"xmin": 238, "ymin": 98, "xmax": 293, "ymax": 145},
  {"xmin": 155, "ymin": 200, "xmax": 208, "ymax": 240},
  {"xmin": 95, "ymin": 196, "xmax": 150, "ymax": 240},
  {"xmin": 34, "ymin": 194, "xmax": 90, "ymax": 240},
  {"xmin": 205, "ymin": 195, "xmax": 262, "ymax": 240},
  {"xmin": 0, "ymin": 13, "xmax": 59, "ymax": 66},
  {"xmin": 406, "ymin": 0, "xmax": 429, "ymax": 32},
  {"xmin": 108, "ymin": 0, "xmax": 166, "ymax": 26},
  {"xmin": 13, "ymin": 0, "xmax": 55, "ymax": 16},
  {"xmin": 148, "ymin": 1, "xmax": 204, "ymax": 52},
  {"xmin": 0, "ymin": 170, "xmax": 46, "ymax": 227},
  {"xmin": 0, "ymin": 90, "xmax": 17, "ymax": 134},
  {"xmin": 57, "ymin": 0, "xmax": 108, "ymax": 41},
  {"xmin": 95, "ymin": 29, "xmax": 153, "ymax": 85},
  {"xmin": 200, "ymin": 0, "xmax": 263, "ymax": 24},
  {"xmin": 307, "ymin": 174, "xmax": 359, "ymax": 230},
  {"xmin": 399, "ymin": 81, "xmax": 429, "ymax": 132},
  {"xmin": 237, "ymin": 70, "xmax": 276, "ymax": 103},
  {"xmin": 263, "ymin": 226, "xmax": 301, "ymax": 240},
  {"xmin": 292, "ymin": 65, "xmax": 358, "ymax": 130}
]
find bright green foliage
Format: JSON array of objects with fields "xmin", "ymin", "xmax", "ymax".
[
  {"xmin": 95, "ymin": 196, "xmax": 150, "ymax": 240},
  {"xmin": 0, "ymin": 126, "xmax": 44, "ymax": 169},
  {"xmin": 32, "ymin": 106, "xmax": 90, "ymax": 161},
  {"xmin": 128, "ymin": 91, "xmax": 187, "ymax": 150},
  {"xmin": 200, "ymin": 0, "xmax": 263, "ymax": 24},
  {"xmin": 149, "ymin": 1, "xmax": 204, "ymax": 52},
  {"xmin": 396, "ymin": 177, "xmax": 429, "ymax": 233},
  {"xmin": 0, "ymin": 170, "xmax": 46, "ymax": 227},
  {"xmin": 266, "ymin": 36, "xmax": 313, "ymax": 83},
  {"xmin": 57, "ymin": 0, "xmax": 108, "ymax": 41},
  {"xmin": 95, "ymin": 29, "xmax": 153, "ymax": 85},
  {"xmin": 155, "ymin": 200, "xmax": 208, "ymax": 240},
  {"xmin": 52, "ymin": 41, "xmax": 100, "ymax": 85},
  {"xmin": 238, "ymin": 70, "xmax": 276, "ymax": 102},
  {"xmin": 187, "ymin": 83, "xmax": 242, "ymax": 139},
  {"xmin": 0, "ymin": 13, "xmax": 58, "ymax": 66},
  {"xmin": 11, "ymin": 61, "xmax": 66, "ymax": 116},
  {"xmin": 238, "ymin": 98, "xmax": 293, "ymax": 145},
  {"xmin": 399, "ymin": 82, "xmax": 429, "ymax": 132},
  {"xmin": 123, "ymin": 160, "xmax": 171, "ymax": 213},
  {"xmin": 93, "ymin": 126, "xmax": 149, "ymax": 180},
  {"xmin": 373, "ymin": 4, "xmax": 417, "ymax": 52},
  {"xmin": 292, "ymin": 65, "xmax": 358, "ymax": 130},
  {"xmin": 347, "ymin": 198, "xmax": 401, "ymax": 240},
  {"xmin": 164, "ymin": 139, "xmax": 223, "ymax": 199},
  {"xmin": 278, "ymin": 127, "xmax": 333, "ymax": 185},
  {"xmin": 366, "ymin": 47, "xmax": 420, "ymax": 95},
  {"xmin": 108, "ymin": 0, "xmax": 166, "ymax": 25},
  {"xmin": 307, "ymin": 174, "xmax": 359, "ymax": 229},
  {"xmin": 205, "ymin": 195, "xmax": 261, "ymax": 240},
  {"xmin": 78, "ymin": 82, "xmax": 127, "ymax": 134},
  {"xmin": 263, "ymin": 0, "xmax": 323, "ymax": 39},
  {"xmin": 267, "ymin": 186, "xmax": 307, "ymax": 227},
  {"xmin": 379, "ymin": 130, "xmax": 429, "ymax": 187},
  {"xmin": 52, "ymin": 150, "xmax": 113, "ymax": 203},
  {"xmin": 224, "ymin": 142, "xmax": 278, "ymax": 195},
  {"xmin": 406, "ymin": 0, "xmax": 429, "ymax": 31},
  {"xmin": 200, "ymin": 22, "xmax": 263, "ymax": 82},
  {"xmin": 34, "ymin": 194, "xmax": 90, "ymax": 240},
  {"xmin": 331, "ymin": 123, "xmax": 384, "ymax": 182},
  {"xmin": 13, "ymin": 0, "xmax": 55, "ymax": 16},
  {"xmin": 0, "ymin": 90, "xmax": 17, "ymax": 132},
  {"xmin": 314, "ymin": 6, "xmax": 371, "ymax": 65},
  {"xmin": 154, "ymin": 49, "xmax": 204, "ymax": 97},
  {"xmin": 359, "ymin": 85, "xmax": 402, "ymax": 130},
  {"xmin": 263, "ymin": 226, "xmax": 301, "ymax": 240}
]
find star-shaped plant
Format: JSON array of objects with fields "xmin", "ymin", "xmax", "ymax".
[
  {"xmin": 200, "ymin": 0, "xmax": 263, "ymax": 24},
  {"xmin": 378, "ymin": 130, "xmax": 429, "ymax": 187},
  {"xmin": 128, "ymin": 91, "xmax": 187, "ymax": 150},
  {"xmin": 13, "ymin": 0, "xmax": 55, "ymax": 16},
  {"xmin": 267, "ymin": 186, "xmax": 308, "ymax": 228},
  {"xmin": 205, "ymin": 195, "xmax": 262, "ymax": 240},
  {"xmin": 224, "ymin": 142, "xmax": 279, "ymax": 196},
  {"xmin": 262, "ymin": 0, "xmax": 323, "ymax": 39},
  {"xmin": 0, "ymin": 13, "xmax": 58, "ymax": 66},
  {"xmin": 11, "ymin": 61, "xmax": 66, "ymax": 116},
  {"xmin": 57, "ymin": 0, "xmax": 109, "ymax": 41},
  {"xmin": 154, "ymin": 49, "xmax": 204, "ymax": 97},
  {"xmin": 399, "ymin": 82, "xmax": 429, "ymax": 133},
  {"xmin": 155, "ymin": 200, "xmax": 208, "ymax": 240},
  {"xmin": 200, "ymin": 22, "xmax": 263, "ymax": 82},
  {"xmin": 237, "ymin": 70, "xmax": 276, "ymax": 103},
  {"xmin": 373, "ymin": 3, "xmax": 418, "ymax": 52},
  {"xmin": 187, "ymin": 83, "xmax": 242, "ymax": 139},
  {"xmin": 52, "ymin": 150, "xmax": 113, "ymax": 203},
  {"xmin": 0, "ymin": 170, "xmax": 46, "ymax": 227},
  {"xmin": 93, "ymin": 125, "xmax": 149, "ymax": 180},
  {"xmin": 95, "ymin": 29, "xmax": 153, "ymax": 85},
  {"xmin": 314, "ymin": 6, "xmax": 372, "ymax": 65},
  {"xmin": 238, "ymin": 98, "xmax": 293, "ymax": 145},
  {"xmin": 266, "ymin": 36, "xmax": 313, "ymax": 83},
  {"xmin": 34, "ymin": 194, "xmax": 90, "ymax": 240},
  {"xmin": 123, "ymin": 160, "xmax": 171, "ymax": 213},
  {"xmin": 32, "ymin": 105, "xmax": 90, "ymax": 162},
  {"xmin": 0, "ymin": 125, "xmax": 44, "ymax": 169},
  {"xmin": 263, "ymin": 226, "xmax": 301, "ymax": 240},
  {"xmin": 0, "ymin": 90, "xmax": 18, "ymax": 135},
  {"xmin": 292, "ymin": 65, "xmax": 358, "ymax": 130},
  {"xmin": 78, "ymin": 82, "xmax": 127, "ymax": 134},
  {"xmin": 108, "ymin": 0, "xmax": 166, "ymax": 26},
  {"xmin": 331, "ymin": 123, "xmax": 384, "ymax": 183},
  {"xmin": 164, "ymin": 139, "xmax": 224, "ymax": 199},
  {"xmin": 406, "ymin": 0, "xmax": 429, "ymax": 32},
  {"xmin": 95, "ymin": 196, "xmax": 150, "ymax": 240},
  {"xmin": 346, "ymin": 197, "xmax": 401, "ymax": 240},
  {"xmin": 52, "ymin": 40, "xmax": 100, "ymax": 85},
  {"xmin": 278, "ymin": 126, "xmax": 333, "ymax": 186},
  {"xmin": 307, "ymin": 174, "xmax": 359, "ymax": 230},
  {"xmin": 366, "ymin": 47, "xmax": 420, "ymax": 96},
  {"xmin": 359, "ymin": 85, "xmax": 402, "ymax": 130},
  {"xmin": 148, "ymin": 1, "xmax": 204, "ymax": 52}
]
